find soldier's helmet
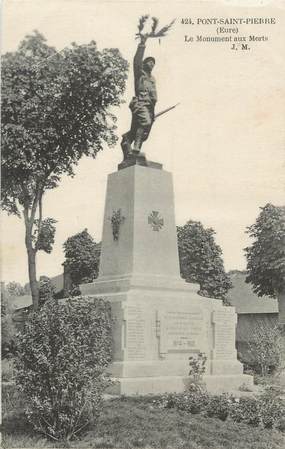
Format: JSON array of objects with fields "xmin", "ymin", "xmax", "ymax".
[{"xmin": 143, "ymin": 56, "xmax": 155, "ymax": 66}]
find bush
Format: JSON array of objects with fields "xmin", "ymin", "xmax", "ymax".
[
  {"xmin": 1, "ymin": 293, "xmax": 17, "ymax": 358},
  {"xmin": 179, "ymin": 390, "xmax": 209, "ymax": 414},
  {"xmin": 2, "ymin": 314, "xmax": 16, "ymax": 357},
  {"xmin": 205, "ymin": 394, "xmax": 230, "ymax": 421},
  {"xmin": 230, "ymin": 397, "xmax": 261, "ymax": 426},
  {"xmin": 155, "ymin": 393, "xmax": 176, "ymax": 410},
  {"xmin": 158, "ymin": 389, "xmax": 209, "ymax": 415},
  {"xmin": 14, "ymin": 297, "xmax": 112, "ymax": 442},
  {"xmin": 39, "ymin": 276, "xmax": 56, "ymax": 307},
  {"xmin": 153, "ymin": 389, "xmax": 285, "ymax": 432},
  {"xmin": 248, "ymin": 324, "xmax": 282, "ymax": 376},
  {"xmin": 258, "ymin": 386, "xmax": 285, "ymax": 429}
]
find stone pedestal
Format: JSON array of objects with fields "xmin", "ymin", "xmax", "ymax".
[{"xmin": 81, "ymin": 162, "xmax": 253, "ymax": 394}]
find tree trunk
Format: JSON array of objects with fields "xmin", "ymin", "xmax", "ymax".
[
  {"xmin": 24, "ymin": 205, "xmax": 39, "ymax": 311},
  {"xmin": 277, "ymin": 289, "xmax": 285, "ymax": 326},
  {"xmin": 26, "ymin": 243, "xmax": 39, "ymax": 311}
]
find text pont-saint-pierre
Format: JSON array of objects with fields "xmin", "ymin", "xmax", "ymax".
[{"xmin": 181, "ymin": 17, "xmax": 276, "ymax": 26}]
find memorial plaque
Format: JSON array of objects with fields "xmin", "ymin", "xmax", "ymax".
[
  {"xmin": 125, "ymin": 304, "xmax": 147, "ymax": 360},
  {"xmin": 159, "ymin": 308, "xmax": 204, "ymax": 355},
  {"xmin": 212, "ymin": 310, "xmax": 236, "ymax": 359}
]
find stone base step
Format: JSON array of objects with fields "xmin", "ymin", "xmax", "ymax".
[{"xmin": 107, "ymin": 374, "xmax": 254, "ymax": 395}]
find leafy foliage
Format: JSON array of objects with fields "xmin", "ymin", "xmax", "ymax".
[
  {"xmin": 162, "ymin": 390, "xmax": 210, "ymax": 415},
  {"xmin": 136, "ymin": 15, "xmax": 175, "ymax": 39},
  {"xmin": 188, "ymin": 352, "xmax": 207, "ymax": 383},
  {"xmin": 258, "ymin": 386, "xmax": 285, "ymax": 429},
  {"xmin": 2, "ymin": 393, "xmax": 285, "ymax": 448},
  {"xmin": 33, "ymin": 218, "xmax": 57, "ymax": 253},
  {"xmin": 63, "ymin": 229, "xmax": 100, "ymax": 296},
  {"xmin": 154, "ymin": 389, "xmax": 285, "ymax": 430},
  {"xmin": 138, "ymin": 15, "xmax": 149, "ymax": 33},
  {"xmin": 1, "ymin": 292, "xmax": 17, "ymax": 358},
  {"xmin": 1, "ymin": 314, "xmax": 16, "ymax": 359},
  {"xmin": 205, "ymin": 394, "xmax": 230, "ymax": 421},
  {"xmin": 39, "ymin": 276, "xmax": 56, "ymax": 307},
  {"xmin": 245, "ymin": 204, "xmax": 285, "ymax": 298},
  {"xmin": 2, "ymin": 31, "xmax": 128, "ymax": 215},
  {"xmin": 229, "ymin": 389, "xmax": 285, "ymax": 429},
  {"xmin": 248, "ymin": 324, "xmax": 282, "ymax": 376},
  {"xmin": 229, "ymin": 397, "xmax": 261, "ymax": 426},
  {"xmin": 14, "ymin": 297, "xmax": 112, "ymax": 441},
  {"xmin": 5, "ymin": 281, "xmax": 25, "ymax": 297},
  {"xmin": 177, "ymin": 220, "xmax": 232, "ymax": 300},
  {"xmin": 1, "ymin": 31, "xmax": 128, "ymax": 308}
]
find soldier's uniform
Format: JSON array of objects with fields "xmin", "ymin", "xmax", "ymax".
[{"xmin": 121, "ymin": 43, "xmax": 157, "ymax": 157}]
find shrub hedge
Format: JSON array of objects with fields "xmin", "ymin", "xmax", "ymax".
[
  {"xmin": 155, "ymin": 386, "xmax": 285, "ymax": 430},
  {"xmin": 14, "ymin": 296, "xmax": 112, "ymax": 442}
]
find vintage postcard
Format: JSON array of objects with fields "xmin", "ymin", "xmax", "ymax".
[{"xmin": 1, "ymin": 0, "xmax": 285, "ymax": 447}]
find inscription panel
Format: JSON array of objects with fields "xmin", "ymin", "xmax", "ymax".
[
  {"xmin": 212, "ymin": 310, "xmax": 236, "ymax": 359},
  {"xmin": 124, "ymin": 304, "xmax": 147, "ymax": 360},
  {"xmin": 159, "ymin": 308, "xmax": 204, "ymax": 355}
]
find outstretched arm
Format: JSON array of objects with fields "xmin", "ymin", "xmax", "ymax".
[{"xmin": 133, "ymin": 35, "xmax": 147, "ymax": 95}]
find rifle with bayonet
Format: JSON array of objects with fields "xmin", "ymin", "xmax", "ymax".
[{"xmin": 154, "ymin": 103, "xmax": 180, "ymax": 120}]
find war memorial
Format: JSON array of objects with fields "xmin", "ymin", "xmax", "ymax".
[{"xmin": 80, "ymin": 17, "xmax": 253, "ymax": 395}]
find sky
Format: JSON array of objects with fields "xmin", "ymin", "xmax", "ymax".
[{"xmin": 1, "ymin": 0, "xmax": 285, "ymax": 285}]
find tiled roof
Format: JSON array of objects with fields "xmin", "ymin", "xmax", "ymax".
[
  {"xmin": 227, "ymin": 271, "xmax": 278, "ymax": 314},
  {"xmin": 50, "ymin": 273, "xmax": 64, "ymax": 293}
]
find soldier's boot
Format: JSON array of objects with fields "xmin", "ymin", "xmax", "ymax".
[
  {"xmin": 121, "ymin": 133, "xmax": 132, "ymax": 160},
  {"xmin": 133, "ymin": 127, "xmax": 144, "ymax": 153}
]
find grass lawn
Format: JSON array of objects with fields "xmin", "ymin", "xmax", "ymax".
[{"xmin": 2, "ymin": 396, "xmax": 285, "ymax": 449}]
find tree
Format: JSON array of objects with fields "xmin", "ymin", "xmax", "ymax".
[
  {"xmin": 6, "ymin": 281, "xmax": 25, "ymax": 297},
  {"xmin": 63, "ymin": 229, "xmax": 100, "ymax": 296},
  {"xmin": 177, "ymin": 220, "xmax": 232, "ymax": 300},
  {"xmin": 23, "ymin": 283, "xmax": 31, "ymax": 295},
  {"xmin": 1, "ymin": 31, "xmax": 128, "ymax": 310},
  {"xmin": 245, "ymin": 204, "xmax": 285, "ymax": 324}
]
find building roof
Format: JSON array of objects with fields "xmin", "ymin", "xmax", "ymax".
[
  {"xmin": 9, "ymin": 294, "xmax": 33, "ymax": 310},
  {"xmin": 227, "ymin": 271, "xmax": 278, "ymax": 314},
  {"xmin": 50, "ymin": 273, "xmax": 64, "ymax": 293}
]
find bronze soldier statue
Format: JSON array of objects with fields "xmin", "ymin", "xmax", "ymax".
[
  {"xmin": 121, "ymin": 16, "xmax": 175, "ymax": 160},
  {"xmin": 121, "ymin": 34, "xmax": 156, "ymax": 158}
]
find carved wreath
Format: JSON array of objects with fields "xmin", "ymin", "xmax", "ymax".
[
  {"xmin": 148, "ymin": 211, "xmax": 164, "ymax": 231},
  {"xmin": 109, "ymin": 209, "xmax": 125, "ymax": 241}
]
